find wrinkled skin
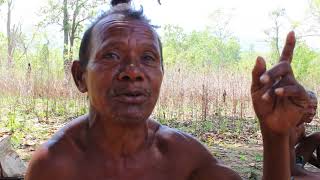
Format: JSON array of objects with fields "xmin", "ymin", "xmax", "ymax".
[
  {"xmin": 26, "ymin": 116, "xmax": 241, "ymax": 180},
  {"xmin": 251, "ymin": 32, "xmax": 309, "ymax": 135},
  {"xmin": 290, "ymin": 96, "xmax": 317, "ymax": 147},
  {"xmin": 300, "ymin": 97, "xmax": 317, "ymax": 124},
  {"xmin": 81, "ymin": 20, "xmax": 163, "ymax": 124},
  {"xmin": 251, "ymin": 32, "xmax": 310, "ymax": 180},
  {"xmin": 25, "ymin": 13, "xmax": 310, "ymax": 180},
  {"xmin": 25, "ymin": 17, "xmax": 241, "ymax": 180},
  {"xmin": 289, "ymin": 95, "xmax": 320, "ymax": 179}
]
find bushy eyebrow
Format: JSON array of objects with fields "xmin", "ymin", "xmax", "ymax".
[
  {"xmin": 97, "ymin": 40, "xmax": 127, "ymax": 51},
  {"xmin": 96, "ymin": 36, "xmax": 160, "ymax": 51},
  {"xmin": 139, "ymin": 43, "xmax": 160, "ymax": 54}
]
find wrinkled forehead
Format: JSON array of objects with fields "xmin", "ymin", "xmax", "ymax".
[
  {"xmin": 91, "ymin": 16, "xmax": 159, "ymax": 47},
  {"xmin": 310, "ymin": 98, "xmax": 318, "ymax": 106},
  {"xmin": 308, "ymin": 94, "xmax": 318, "ymax": 104}
]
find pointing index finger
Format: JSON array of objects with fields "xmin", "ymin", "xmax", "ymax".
[{"xmin": 280, "ymin": 31, "xmax": 296, "ymax": 64}]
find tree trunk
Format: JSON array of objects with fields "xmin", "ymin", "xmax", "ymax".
[
  {"xmin": 275, "ymin": 21, "xmax": 280, "ymax": 59},
  {"xmin": 69, "ymin": 19, "xmax": 76, "ymax": 63},
  {"xmin": 68, "ymin": 0, "xmax": 80, "ymax": 62},
  {"xmin": 63, "ymin": 0, "xmax": 69, "ymax": 74},
  {"xmin": 7, "ymin": 0, "xmax": 13, "ymax": 67}
]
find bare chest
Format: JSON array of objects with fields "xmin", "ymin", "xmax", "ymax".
[{"xmin": 68, "ymin": 151, "xmax": 193, "ymax": 180}]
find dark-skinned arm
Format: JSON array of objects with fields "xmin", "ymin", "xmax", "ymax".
[
  {"xmin": 25, "ymin": 146, "xmax": 72, "ymax": 180},
  {"xmin": 251, "ymin": 31, "xmax": 309, "ymax": 180},
  {"xmin": 193, "ymin": 31, "xmax": 307, "ymax": 180},
  {"xmin": 182, "ymin": 133, "xmax": 242, "ymax": 180}
]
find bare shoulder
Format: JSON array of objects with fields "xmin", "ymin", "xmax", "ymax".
[
  {"xmin": 153, "ymin": 121, "xmax": 241, "ymax": 180},
  {"xmin": 25, "ymin": 145, "xmax": 73, "ymax": 180},
  {"xmin": 25, "ymin": 115, "xmax": 89, "ymax": 180}
]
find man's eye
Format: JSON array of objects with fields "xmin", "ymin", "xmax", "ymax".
[
  {"xmin": 142, "ymin": 54, "xmax": 155, "ymax": 62},
  {"xmin": 104, "ymin": 52, "xmax": 120, "ymax": 60}
]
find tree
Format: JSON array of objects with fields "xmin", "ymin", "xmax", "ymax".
[
  {"xmin": 310, "ymin": 0, "xmax": 320, "ymax": 22},
  {"xmin": 264, "ymin": 8, "xmax": 287, "ymax": 62},
  {"xmin": 292, "ymin": 41, "xmax": 318, "ymax": 81},
  {"xmin": 7, "ymin": 0, "xmax": 13, "ymax": 66},
  {"xmin": 161, "ymin": 25, "xmax": 187, "ymax": 66},
  {"xmin": 162, "ymin": 24, "xmax": 240, "ymax": 69},
  {"xmin": 5, "ymin": 0, "xmax": 23, "ymax": 67},
  {"xmin": 207, "ymin": 8, "xmax": 234, "ymax": 41},
  {"xmin": 206, "ymin": 9, "xmax": 240, "ymax": 66},
  {"xmin": 40, "ymin": 0, "xmax": 107, "ymax": 73},
  {"xmin": 305, "ymin": 0, "xmax": 320, "ymax": 37}
]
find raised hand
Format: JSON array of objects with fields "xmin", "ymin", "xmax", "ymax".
[{"xmin": 251, "ymin": 31, "xmax": 309, "ymax": 135}]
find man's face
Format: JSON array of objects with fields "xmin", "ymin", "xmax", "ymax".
[
  {"xmin": 82, "ymin": 18, "xmax": 163, "ymax": 123},
  {"xmin": 302, "ymin": 97, "xmax": 318, "ymax": 123}
]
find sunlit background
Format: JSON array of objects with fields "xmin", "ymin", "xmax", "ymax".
[
  {"xmin": 1, "ymin": 0, "xmax": 319, "ymax": 52},
  {"xmin": 0, "ymin": 0, "xmax": 320, "ymax": 178}
]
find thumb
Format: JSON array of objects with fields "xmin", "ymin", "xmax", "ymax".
[{"xmin": 251, "ymin": 56, "xmax": 266, "ymax": 92}]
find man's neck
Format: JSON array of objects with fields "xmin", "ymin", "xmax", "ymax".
[{"xmin": 87, "ymin": 111, "xmax": 150, "ymax": 158}]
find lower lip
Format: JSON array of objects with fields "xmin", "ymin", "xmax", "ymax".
[{"xmin": 114, "ymin": 95, "xmax": 147, "ymax": 104}]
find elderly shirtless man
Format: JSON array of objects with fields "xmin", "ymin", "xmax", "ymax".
[
  {"xmin": 25, "ymin": 0, "xmax": 310, "ymax": 179},
  {"xmin": 290, "ymin": 91, "xmax": 320, "ymax": 179}
]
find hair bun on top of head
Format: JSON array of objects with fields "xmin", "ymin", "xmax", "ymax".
[{"xmin": 111, "ymin": 0, "xmax": 132, "ymax": 6}]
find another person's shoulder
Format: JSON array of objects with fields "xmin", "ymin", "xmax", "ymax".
[
  {"xmin": 152, "ymin": 120, "xmax": 242, "ymax": 179},
  {"xmin": 25, "ymin": 115, "xmax": 88, "ymax": 180}
]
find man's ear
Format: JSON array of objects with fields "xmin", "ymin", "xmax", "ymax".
[{"xmin": 71, "ymin": 60, "xmax": 87, "ymax": 93}]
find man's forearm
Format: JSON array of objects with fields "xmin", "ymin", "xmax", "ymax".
[{"xmin": 262, "ymin": 130, "xmax": 290, "ymax": 180}]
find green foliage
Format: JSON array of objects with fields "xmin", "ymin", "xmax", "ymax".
[
  {"xmin": 7, "ymin": 112, "xmax": 21, "ymax": 132},
  {"xmin": 201, "ymin": 120, "xmax": 214, "ymax": 132},
  {"xmin": 234, "ymin": 47, "xmax": 260, "ymax": 73},
  {"xmin": 39, "ymin": 0, "xmax": 107, "ymax": 61},
  {"xmin": 239, "ymin": 153, "xmax": 247, "ymax": 161},
  {"xmin": 310, "ymin": 0, "xmax": 320, "ymax": 21},
  {"xmin": 255, "ymin": 154, "xmax": 263, "ymax": 162},
  {"xmin": 292, "ymin": 41, "xmax": 319, "ymax": 81},
  {"xmin": 0, "ymin": 32, "xmax": 6, "ymax": 60},
  {"xmin": 264, "ymin": 8, "xmax": 287, "ymax": 65},
  {"xmin": 161, "ymin": 25, "xmax": 187, "ymax": 66},
  {"xmin": 162, "ymin": 24, "xmax": 241, "ymax": 69}
]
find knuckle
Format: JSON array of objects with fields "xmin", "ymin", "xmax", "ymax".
[{"xmin": 280, "ymin": 61, "xmax": 291, "ymax": 69}]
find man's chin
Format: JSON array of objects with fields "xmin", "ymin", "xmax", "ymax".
[
  {"xmin": 113, "ymin": 111, "xmax": 149, "ymax": 125},
  {"xmin": 111, "ymin": 104, "xmax": 152, "ymax": 123},
  {"xmin": 116, "ymin": 116, "xmax": 147, "ymax": 125}
]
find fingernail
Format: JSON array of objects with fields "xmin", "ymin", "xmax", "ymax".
[
  {"xmin": 260, "ymin": 74, "xmax": 270, "ymax": 84},
  {"xmin": 275, "ymin": 88, "xmax": 284, "ymax": 96},
  {"xmin": 262, "ymin": 92, "xmax": 270, "ymax": 101},
  {"xmin": 289, "ymin": 31, "xmax": 295, "ymax": 37},
  {"xmin": 257, "ymin": 56, "xmax": 263, "ymax": 61}
]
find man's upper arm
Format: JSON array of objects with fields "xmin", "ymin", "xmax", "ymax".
[
  {"xmin": 176, "ymin": 132, "xmax": 242, "ymax": 180},
  {"xmin": 25, "ymin": 147, "xmax": 52, "ymax": 180},
  {"xmin": 190, "ymin": 160, "xmax": 242, "ymax": 180},
  {"xmin": 158, "ymin": 128, "xmax": 242, "ymax": 180},
  {"xmin": 25, "ymin": 147, "xmax": 70, "ymax": 180}
]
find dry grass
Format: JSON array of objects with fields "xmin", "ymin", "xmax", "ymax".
[
  {"xmin": 1, "ymin": 64, "xmax": 319, "ymax": 128},
  {"xmin": 1, "ymin": 64, "xmax": 320, "ymax": 179}
]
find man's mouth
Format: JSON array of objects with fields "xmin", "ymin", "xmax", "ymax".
[{"xmin": 113, "ymin": 89, "xmax": 150, "ymax": 104}]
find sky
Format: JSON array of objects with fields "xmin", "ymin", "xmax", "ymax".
[{"xmin": 0, "ymin": 0, "xmax": 319, "ymax": 52}]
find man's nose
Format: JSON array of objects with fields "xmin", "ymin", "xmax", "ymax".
[{"xmin": 118, "ymin": 64, "xmax": 145, "ymax": 81}]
